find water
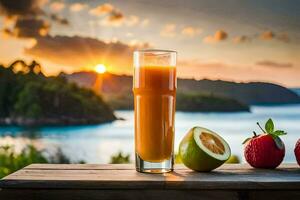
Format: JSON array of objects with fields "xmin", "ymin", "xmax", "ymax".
[{"xmin": 0, "ymin": 105, "xmax": 300, "ymax": 163}]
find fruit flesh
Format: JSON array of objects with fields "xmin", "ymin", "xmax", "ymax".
[
  {"xmin": 179, "ymin": 127, "xmax": 230, "ymax": 171},
  {"xmin": 200, "ymin": 132, "xmax": 225, "ymax": 155}
]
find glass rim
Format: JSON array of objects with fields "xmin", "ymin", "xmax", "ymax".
[{"xmin": 134, "ymin": 49, "xmax": 177, "ymax": 54}]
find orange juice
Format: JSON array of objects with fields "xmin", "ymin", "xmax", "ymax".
[{"xmin": 133, "ymin": 66, "xmax": 176, "ymax": 162}]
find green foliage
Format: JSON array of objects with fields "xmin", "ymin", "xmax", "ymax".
[
  {"xmin": 0, "ymin": 145, "xmax": 48, "ymax": 178},
  {"xmin": 109, "ymin": 151, "xmax": 131, "ymax": 164},
  {"xmin": 0, "ymin": 60, "xmax": 115, "ymax": 126},
  {"xmin": 0, "ymin": 145, "xmax": 85, "ymax": 178},
  {"xmin": 265, "ymin": 118, "xmax": 274, "ymax": 133}
]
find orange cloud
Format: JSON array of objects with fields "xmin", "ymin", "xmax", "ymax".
[
  {"xmin": 89, "ymin": 3, "xmax": 115, "ymax": 16},
  {"xmin": 203, "ymin": 30, "xmax": 228, "ymax": 43},
  {"xmin": 100, "ymin": 10, "xmax": 125, "ymax": 27},
  {"xmin": 69, "ymin": 3, "xmax": 88, "ymax": 12},
  {"xmin": 259, "ymin": 31, "xmax": 290, "ymax": 43},
  {"xmin": 24, "ymin": 35, "xmax": 150, "ymax": 74},
  {"xmin": 160, "ymin": 24, "xmax": 176, "ymax": 37},
  {"xmin": 90, "ymin": 3, "xmax": 143, "ymax": 28},
  {"xmin": 260, "ymin": 31, "xmax": 274, "ymax": 40},
  {"xmin": 50, "ymin": 2, "xmax": 65, "ymax": 12},
  {"xmin": 181, "ymin": 26, "xmax": 202, "ymax": 37}
]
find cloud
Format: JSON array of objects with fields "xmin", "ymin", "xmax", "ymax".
[
  {"xmin": 4, "ymin": 18, "xmax": 50, "ymax": 38},
  {"xmin": 160, "ymin": 24, "xmax": 176, "ymax": 37},
  {"xmin": 140, "ymin": 19, "xmax": 149, "ymax": 27},
  {"xmin": 24, "ymin": 35, "xmax": 150, "ymax": 73},
  {"xmin": 203, "ymin": 30, "xmax": 228, "ymax": 43},
  {"xmin": 69, "ymin": 3, "xmax": 88, "ymax": 12},
  {"xmin": 89, "ymin": 3, "xmax": 145, "ymax": 28},
  {"xmin": 0, "ymin": 0, "xmax": 69, "ymax": 41},
  {"xmin": 89, "ymin": 3, "xmax": 114, "ymax": 16},
  {"xmin": 256, "ymin": 60, "xmax": 293, "ymax": 68},
  {"xmin": 181, "ymin": 26, "xmax": 202, "ymax": 37},
  {"xmin": 277, "ymin": 33, "xmax": 290, "ymax": 43},
  {"xmin": 50, "ymin": 1, "xmax": 65, "ymax": 12},
  {"xmin": 232, "ymin": 35, "xmax": 250, "ymax": 43},
  {"xmin": 100, "ymin": 10, "xmax": 125, "ymax": 27},
  {"xmin": 0, "ymin": 0, "xmax": 45, "ymax": 17},
  {"xmin": 260, "ymin": 31, "xmax": 275, "ymax": 40},
  {"xmin": 260, "ymin": 31, "xmax": 291, "ymax": 43},
  {"xmin": 177, "ymin": 59, "xmax": 300, "ymax": 87},
  {"xmin": 90, "ymin": 3, "xmax": 133, "ymax": 27},
  {"xmin": 50, "ymin": 14, "xmax": 69, "ymax": 25},
  {"xmin": 125, "ymin": 15, "xmax": 139, "ymax": 27}
]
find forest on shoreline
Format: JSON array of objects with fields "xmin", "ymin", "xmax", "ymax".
[{"xmin": 0, "ymin": 60, "xmax": 116, "ymax": 126}]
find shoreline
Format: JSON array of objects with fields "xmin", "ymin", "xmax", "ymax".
[{"xmin": 0, "ymin": 116, "xmax": 116, "ymax": 127}]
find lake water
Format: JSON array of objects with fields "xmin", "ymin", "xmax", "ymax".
[{"xmin": 0, "ymin": 104, "xmax": 300, "ymax": 164}]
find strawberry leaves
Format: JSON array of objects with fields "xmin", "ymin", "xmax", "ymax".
[
  {"xmin": 273, "ymin": 130, "xmax": 287, "ymax": 136},
  {"xmin": 263, "ymin": 118, "xmax": 287, "ymax": 136},
  {"xmin": 265, "ymin": 118, "xmax": 274, "ymax": 133},
  {"xmin": 260, "ymin": 118, "xmax": 287, "ymax": 150},
  {"xmin": 243, "ymin": 118, "xmax": 287, "ymax": 149}
]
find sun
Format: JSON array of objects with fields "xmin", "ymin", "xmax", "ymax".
[{"xmin": 94, "ymin": 64, "xmax": 107, "ymax": 74}]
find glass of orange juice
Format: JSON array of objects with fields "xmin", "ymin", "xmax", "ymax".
[{"xmin": 133, "ymin": 49, "xmax": 177, "ymax": 173}]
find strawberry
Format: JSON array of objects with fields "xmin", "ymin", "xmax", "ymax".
[
  {"xmin": 243, "ymin": 119, "xmax": 287, "ymax": 169},
  {"xmin": 295, "ymin": 139, "xmax": 300, "ymax": 166}
]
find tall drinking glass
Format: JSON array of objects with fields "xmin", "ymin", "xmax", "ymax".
[{"xmin": 133, "ymin": 49, "xmax": 177, "ymax": 173}]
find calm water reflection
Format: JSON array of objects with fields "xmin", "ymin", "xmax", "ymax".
[{"xmin": 1, "ymin": 104, "xmax": 300, "ymax": 163}]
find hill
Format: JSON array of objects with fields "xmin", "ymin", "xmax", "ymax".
[
  {"xmin": 0, "ymin": 61, "xmax": 116, "ymax": 126},
  {"xmin": 64, "ymin": 72, "xmax": 300, "ymax": 111},
  {"xmin": 291, "ymin": 88, "xmax": 300, "ymax": 96},
  {"xmin": 64, "ymin": 72, "xmax": 248, "ymax": 112}
]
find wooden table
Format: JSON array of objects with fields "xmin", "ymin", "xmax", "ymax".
[{"xmin": 0, "ymin": 164, "xmax": 299, "ymax": 200}]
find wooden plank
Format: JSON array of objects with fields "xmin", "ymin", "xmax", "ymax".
[
  {"xmin": 0, "ymin": 189, "xmax": 299, "ymax": 200},
  {"xmin": 24, "ymin": 163, "xmax": 135, "ymax": 170},
  {"xmin": 23, "ymin": 163, "xmax": 299, "ymax": 170},
  {"xmin": 1, "ymin": 164, "xmax": 299, "ymax": 190},
  {"xmin": 0, "ymin": 189, "xmax": 239, "ymax": 200}
]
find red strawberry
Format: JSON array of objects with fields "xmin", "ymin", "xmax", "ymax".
[
  {"xmin": 295, "ymin": 139, "xmax": 300, "ymax": 166},
  {"xmin": 243, "ymin": 119, "xmax": 286, "ymax": 169}
]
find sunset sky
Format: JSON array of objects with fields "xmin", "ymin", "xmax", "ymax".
[{"xmin": 0, "ymin": 0, "xmax": 299, "ymax": 87}]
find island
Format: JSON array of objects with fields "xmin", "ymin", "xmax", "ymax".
[
  {"xmin": 0, "ymin": 60, "xmax": 116, "ymax": 126},
  {"xmin": 65, "ymin": 71, "xmax": 300, "ymax": 111}
]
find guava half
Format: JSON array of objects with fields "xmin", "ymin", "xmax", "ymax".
[{"xmin": 179, "ymin": 127, "xmax": 231, "ymax": 171}]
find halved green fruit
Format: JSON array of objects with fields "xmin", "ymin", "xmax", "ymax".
[{"xmin": 179, "ymin": 127, "xmax": 231, "ymax": 171}]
